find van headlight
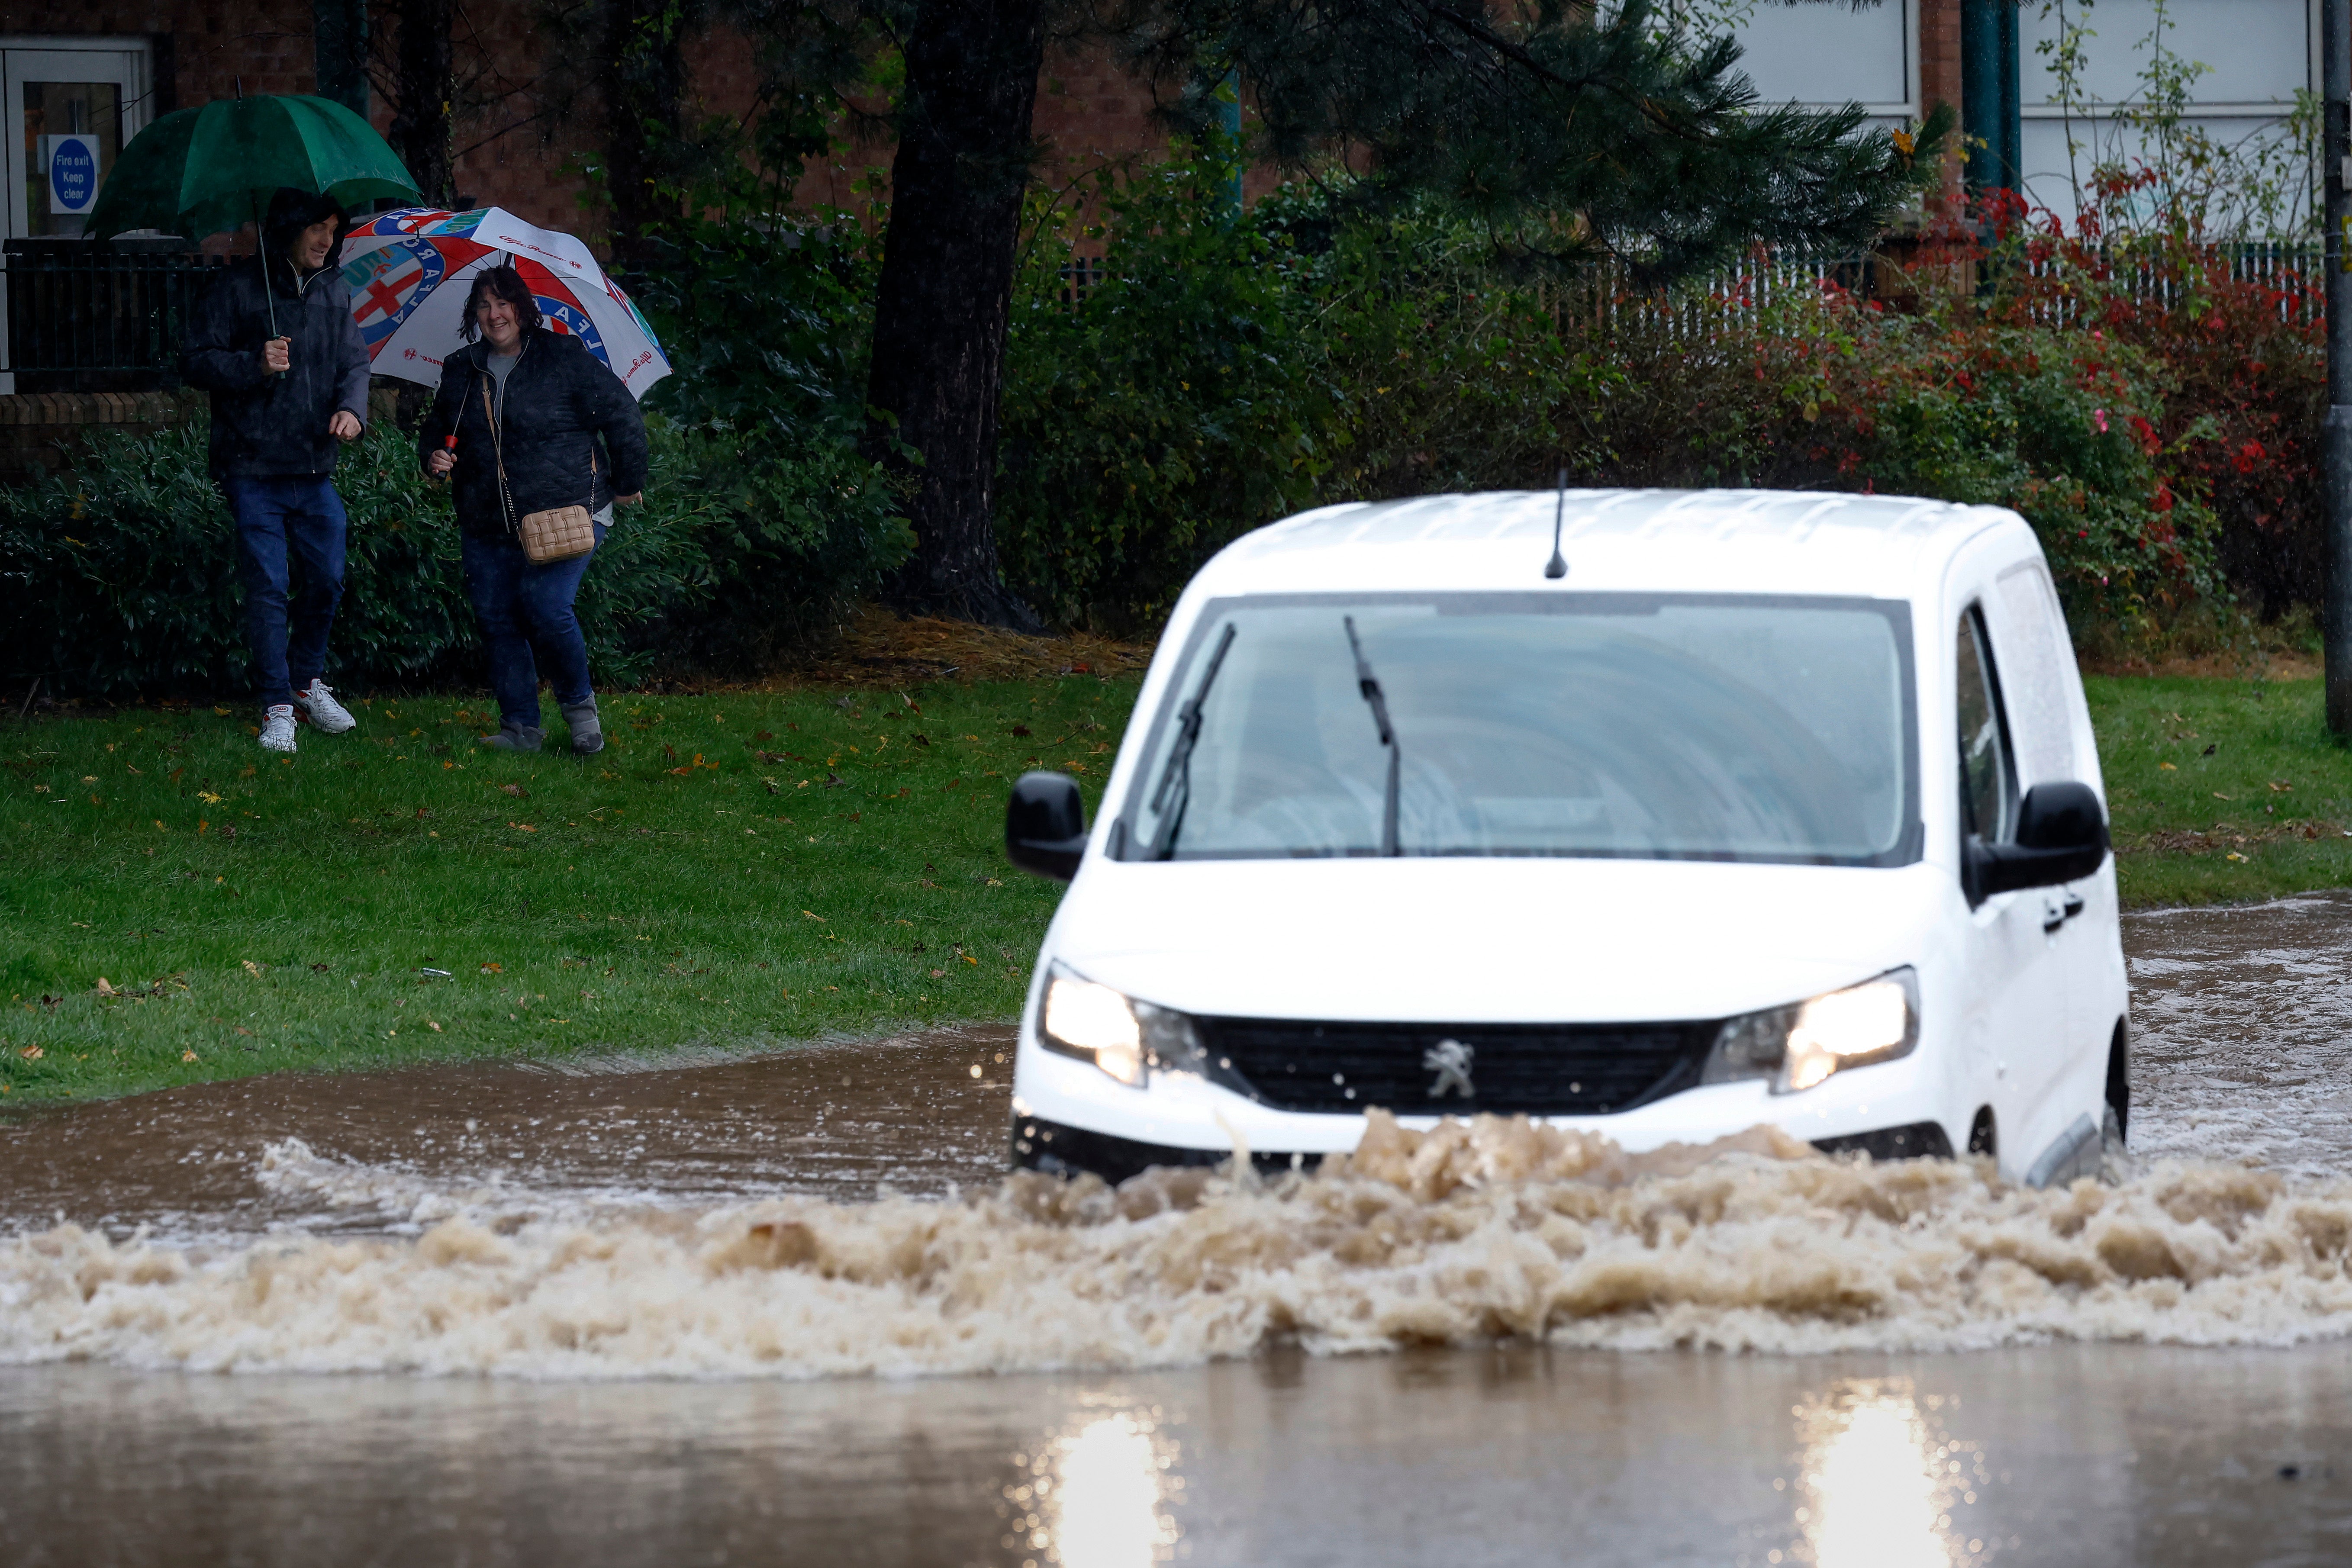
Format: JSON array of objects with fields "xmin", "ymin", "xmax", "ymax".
[
  {"xmin": 1037, "ymin": 963, "xmax": 1204, "ymax": 1088},
  {"xmin": 1701, "ymin": 968, "xmax": 1919, "ymax": 1095}
]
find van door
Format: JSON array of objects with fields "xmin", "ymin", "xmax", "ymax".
[
  {"xmin": 1952, "ymin": 598, "xmax": 2072, "ymax": 1173},
  {"xmin": 1988, "ymin": 558, "xmax": 2123, "ymax": 1136}
]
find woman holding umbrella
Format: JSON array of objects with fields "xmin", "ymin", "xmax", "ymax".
[{"xmin": 420, "ymin": 264, "xmax": 648, "ymax": 755}]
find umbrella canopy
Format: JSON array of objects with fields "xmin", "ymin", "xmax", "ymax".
[
  {"xmin": 338, "ymin": 206, "xmax": 673, "ymax": 401},
  {"xmin": 84, "ymin": 94, "xmax": 420, "ymax": 241}
]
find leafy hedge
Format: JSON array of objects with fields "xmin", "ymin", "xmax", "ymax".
[
  {"xmin": 998, "ymin": 152, "xmax": 2235, "ymax": 637},
  {"xmin": 0, "ymin": 416, "xmax": 903, "ymax": 698}
]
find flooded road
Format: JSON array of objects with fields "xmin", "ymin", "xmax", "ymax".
[
  {"xmin": 0, "ymin": 1027, "xmax": 1017, "ymax": 1242},
  {"xmin": 5, "ymin": 897, "xmax": 2352, "ymax": 1564}
]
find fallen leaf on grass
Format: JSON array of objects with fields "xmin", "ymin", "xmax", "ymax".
[
  {"xmin": 198, "ymin": 790, "xmax": 222, "ymax": 805},
  {"xmin": 509, "ymin": 822, "xmax": 537, "ymax": 832},
  {"xmin": 963, "ymin": 954, "xmax": 979, "ymax": 966},
  {"xmin": 93, "ymin": 977, "xmax": 118, "ymax": 997},
  {"xmin": 481, "ymin": 962, "xmax": 504, "ymax": 973},
  {"xmin": 213, "ymin": 706, "xmax": 230, "ymax": 715},
  {"xmin": 181, "ymin": 1050, "xmax": 199, "ymax": 1062},
  {"xmin": 19, "ymin": 1046, "xmax": 42, "ymax": 1060},
  {"xmin": 802, "ymin": 910, "xmax": 825, "ymax": 921},
  {"xmin": 2160, "ymin": 762, "xmax": 2178, "ymax": 771},
  {"xmin": 501, "ymin": 783, "xmax": 529, "ymax": 798},
  {"xmin": 428, "ymin": 1021, "xmax": 442, "ymax": 1031},
  {"xmin": 241, "ymin": 959, "xmax": 264, "ymax": 977},
  {"xmin": 2215, "ymin": 793, "xmax": 2233, "ymax": 801},
  {"xmin": 930, "ymin": 969, "xmax": 946, "ymax": 979}
]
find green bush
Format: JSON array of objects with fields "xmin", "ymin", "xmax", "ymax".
[
  {"xmin": 615, "ymin": 161, "xmax": 913, "ymax": 660},
  {"xmin": 0, "ymin": 422, "xmax": 478, "ymax": 697},
  {"xmin": 996, "ymin": 155, "xmax": 2221, "ymax": 637},
  {"xmin": 0, "ymin": 418, "xmax": 888, "ymax": 699},
  {"xmin": 996, "ymin": 151, "xmax": 1338, "ymax": 631}
]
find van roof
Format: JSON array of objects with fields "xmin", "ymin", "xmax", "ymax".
[{"xmin": 1199, "ymin": 489, "xmax": 2024, "ymax": 601}]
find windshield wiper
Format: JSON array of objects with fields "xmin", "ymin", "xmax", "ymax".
[
  {"xmin": 1343, "ymin": 615, "xmax": 1402, "ymax": 856},
  {"xmin": 1147, "ymin": 621, "xmax": 1238, "ymax": 859}
]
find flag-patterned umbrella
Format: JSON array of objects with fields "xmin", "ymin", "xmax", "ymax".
[{"xmin": 338, "ymin": 206, "xmax": 671, "ymax": 400}]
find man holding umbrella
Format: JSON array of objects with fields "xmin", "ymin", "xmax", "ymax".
[{"xmin": 183, "ymin": 186, "xmax": 371, "ymax": 753}]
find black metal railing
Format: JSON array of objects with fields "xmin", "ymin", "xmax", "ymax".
[{"xmin": 2, "ymin": 239, "xmax": 233, "ymax": 393}]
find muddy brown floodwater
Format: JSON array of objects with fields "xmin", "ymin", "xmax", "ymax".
[
  {"xmin": 0, "ymin": 1027, "xmax": 1019, "ymax": 1242},
  {"xmin": 6, "ymin": 899, "xmax": 2352, "ymax": 1566}
]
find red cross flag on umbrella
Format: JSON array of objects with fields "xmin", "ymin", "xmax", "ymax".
[{"xmin": 338, "ymin": 205, "xmax": 671, "ymax": 399}]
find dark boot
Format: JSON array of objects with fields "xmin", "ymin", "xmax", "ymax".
[
  {"xmin": 479, "ymin": 722, "xmax": 543, "ymax": 751},
  {"xmin": 560, "ymin": 697, "xmax": 604, "ymax": 756}
]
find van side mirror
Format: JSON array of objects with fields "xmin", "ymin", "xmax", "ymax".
[
  {"xmin": 1965, "ymin": 781, "xmax": 2109, "ymax": 905},
  {"xmin": 1006, "ymin": 771, "xmax": 1088, "ymax": 881}
]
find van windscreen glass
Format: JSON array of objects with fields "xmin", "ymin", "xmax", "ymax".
[{"xmin": 1121, "ymin": 593, "xmax": 1918, "ymax": 865}]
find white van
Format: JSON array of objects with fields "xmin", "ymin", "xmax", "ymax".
[{"xmin": 1002, "ymin": 490, "xmax": 2128, "ymax": 1189}]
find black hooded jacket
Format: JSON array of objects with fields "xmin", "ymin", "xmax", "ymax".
[
  {"xmin": 416, "ymin": 330, "xmax": 650, "ymax": 538},
  {"xmin": 181, "ymin": 188, "xmax": 372, "ymax": 481}
]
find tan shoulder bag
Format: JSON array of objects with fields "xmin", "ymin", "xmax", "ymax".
[{"xmin": 481, "ymin": 369, "xmax": 598, "ymax": 564}]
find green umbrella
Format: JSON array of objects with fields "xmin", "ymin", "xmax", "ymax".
[
  {"xmin": 83, "ymin": 92, "xmax": 421, "ymax": 343},
  {"xmin": 85, "ymin": 93, "xmax": 422, "ymax": 243}
]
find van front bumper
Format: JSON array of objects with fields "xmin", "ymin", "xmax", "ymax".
[{"xmin": 1009, "ymin": 1112, "xmax": 1953, "ymax": 1186}]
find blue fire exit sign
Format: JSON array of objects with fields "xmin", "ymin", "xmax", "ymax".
[{"xmin": 45, "ymin": 134, "xmax": 101, "ymax": 214}]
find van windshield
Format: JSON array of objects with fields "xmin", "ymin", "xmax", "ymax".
[{"xmin": 1121, "ymin": 592, "xmax": 1918, "ymax": 865}]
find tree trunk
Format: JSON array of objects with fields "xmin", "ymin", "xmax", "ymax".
[
  {"xmin": 867, "ymin": 0, "xmax": 1046, "ymax": 628},
  {"xmin": 384, "ymin": 0, "xmax": 456, "ymax": 206}
]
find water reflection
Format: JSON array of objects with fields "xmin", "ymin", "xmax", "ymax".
[
  {"xmin": 1795, "ymin": 1381, "xmax": 1985, "ymax": 1568},
  {"xmin": 1030, "ymin": 1407, "xmax": 1182, "ymax": 1568}
]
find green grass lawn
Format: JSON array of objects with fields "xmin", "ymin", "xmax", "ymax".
[
  {"xmin": 2, "ymin": 678, "xmax": 1135, "ymax": 1103},
  {"xmin": 2091, "ymin": 673, "xmax": 2352, "ymax": 906},
  {"xmin": 6, "ymin": 667, "xmax": 2350, "ymax": 1104}
]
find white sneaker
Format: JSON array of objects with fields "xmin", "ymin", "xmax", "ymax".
[
  {"xmin": 260, "ymin": 705, "xmax": 297, "ymax": 752},
  {"xmin": 293, "ymin": 679, "xmax": 356, "ymax": 734}
]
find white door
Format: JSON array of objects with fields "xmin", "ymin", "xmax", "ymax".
[
  {"xmin": 0, "ymin": 38, "xmax": 153, "ymax": 393},
  {"xmin": 1949, "ymin": 580, "xmax": 2072, "ymax": 1177}
]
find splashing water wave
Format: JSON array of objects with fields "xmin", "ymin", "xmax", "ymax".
[{"xmin": 5, "ymin": 1113, "xmax": 2350, "ymax": 1379}]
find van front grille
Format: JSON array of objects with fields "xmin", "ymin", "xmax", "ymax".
[{"xmin": 1192, "ymin": 1016, "xmax": 1720, "ymax": 1117}]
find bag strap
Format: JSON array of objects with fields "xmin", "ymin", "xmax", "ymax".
[{"xmin": 480, "ymin": 370, "xmax": 519, "ymax": 534}]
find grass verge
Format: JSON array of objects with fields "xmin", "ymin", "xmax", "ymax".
[
  {"xmin": 3, "ymin": 678, "xmax": 1135, "ymax": 1103},
  {"xmin": 2092, "ymin": 674, "xmax": 2352, "ymax": 906},
  {"xmin": 7, "ymin": 668, "xmax": 2347, "ymax": 1103}
]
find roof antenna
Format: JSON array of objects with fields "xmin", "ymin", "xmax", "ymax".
[{"xmin": 1543, "ymin": 467, "xmax": 1569, "ymax": 580}]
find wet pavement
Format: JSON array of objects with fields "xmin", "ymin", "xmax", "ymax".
[{"xmin": 4, "ymin": 897, "xmax": 2352, "ymax": 1565}]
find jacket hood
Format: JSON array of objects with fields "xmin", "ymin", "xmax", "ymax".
[{"xmin": 263, "ymin": 187, "xmax": 349, "ymax": 280}]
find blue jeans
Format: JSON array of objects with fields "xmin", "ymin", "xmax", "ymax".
[
  {"xmin": 225, "ymin": 477, "xmax": 348, "ymax": 709},
  {"xmin": 461, "ymin": 522, "xmax": 604, "ymax": 728}
]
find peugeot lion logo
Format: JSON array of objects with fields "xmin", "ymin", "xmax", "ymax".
[{"xmin": 1423, "ymin": 1038, "xmax": 1475, "ymax": 1100}]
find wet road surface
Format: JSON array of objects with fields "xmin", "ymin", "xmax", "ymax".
[
  {"xmin": 0, "ymin": 1027, "xmax": 1017, "ymax": 1241},
  {"xmin": 4, "ymin": 898, "xmax": 2352, "ymax": 1565}
]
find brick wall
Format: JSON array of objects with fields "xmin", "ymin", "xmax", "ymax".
[
  {"xmin": 1919, "ymin": 0, "xmax": 1968, "ymax": 210},
  {"xmin": 0, "ymin": 390, "xmax": 202, "ymax": 484}
]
